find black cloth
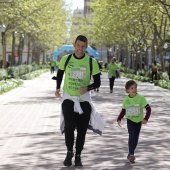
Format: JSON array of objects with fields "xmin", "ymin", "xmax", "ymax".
[
  {"xmin": 109, "ymin": 76, "xmax": 116, "ymax": 90},
  {"xmin": 151, "ymin": 72, "xmax": 157, "ymax": 81},
  {"xmin": 62, "ymin": 99, "xmax": 91, "ymax": 155},
  {"xmin": 98, "ymin": 62, "xmax": 102, "ymax": 70},
  {"xmin": 127, "ymin": 119, "xmax": 142, "ymax": 156}
]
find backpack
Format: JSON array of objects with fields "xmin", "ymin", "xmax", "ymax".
[
  {"xmin": 52, "ymin": 54, "xmax": 93, "ymax": 81},
  {"xmin": 64, "ymin": 54, "xmax": 93, "ymax": 77}
]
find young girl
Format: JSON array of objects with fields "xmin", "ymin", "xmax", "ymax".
[{"xmin": 117, "ymin": 80, "xmax": 151, "ymax": 163}]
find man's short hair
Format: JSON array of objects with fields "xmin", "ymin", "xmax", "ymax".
[{"xmin": 75, "ymin": 35, "xmax": 88, "ymax": 45}]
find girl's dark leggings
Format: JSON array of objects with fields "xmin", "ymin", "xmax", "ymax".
[
  {"xmin": 127, "ymin": 119, "xmax": 142, "ymax": 156},
  {"xmin": 152, "ymin": 72, "xmax": 157, "ymax": 81},
  {"xmin": 109, "ymin": 76, "xmax": 116, "ymax": 90},
  {"xmin": 62, "ymin": 99, "xmax": 91, "ymax": 155}
]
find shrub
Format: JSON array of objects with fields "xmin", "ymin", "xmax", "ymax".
[
  {"xmin": 0, "ymin": 69, "xmax": 8, "ymax": 80},
  {"xmin": 7, "ymin": 66, "xmax": 19, "ymax": 78},
  {"xmin": 0, "ymin": 79, "xmax": 23, "ymax": 94},
  {"xmin": 18, "ymin": 65, "xmax": 28, "ymax": 76},
  {"xmin": 31, "ymin": 62, "xmax": 39, "ymax": 71}
]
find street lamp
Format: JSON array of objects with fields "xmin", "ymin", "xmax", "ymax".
[
  {"xmin": 12, "ymin": 31, "xmax": 17, "ymax": 66},
  {"xmin": 0, "ymin": 24, "xmax": 6, "ymax": 68},
  {"xmin": 163, "ymin": 43, "xmax": 170, "ymax": 80}
]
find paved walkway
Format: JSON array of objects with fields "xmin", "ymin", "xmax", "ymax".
[{"xmin": 0, "ymin": 72, "xmax": 170, "ymax": 170}]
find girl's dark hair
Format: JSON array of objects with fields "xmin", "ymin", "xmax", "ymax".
[
  {"xmin": 125, "ymin": 80, "xmax": 137, "ymax": 90},
  {"xmin": 112, "ymin": 57, "xmax": 117, "ymax": 62},
  {"xmin": 75, "ymin": 35, "xmax": 88, "ymax": 45}
]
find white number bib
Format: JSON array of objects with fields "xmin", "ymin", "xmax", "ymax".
[
  {"xmin": 70, "ymin": 67, "xmax": 86, "ymax": 79},
  {"xmin": 126, "ymin": 104, "xmax": 140, "ymax": 116}
]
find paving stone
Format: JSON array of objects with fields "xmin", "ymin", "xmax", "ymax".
[{"xmin": 0, "ymin": 72, "xmax": 170, "ymax": 170}]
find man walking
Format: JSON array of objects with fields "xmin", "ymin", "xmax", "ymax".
[{"xmin": 55, "ymin": 35, "xmax": 102, "ymax": 167}]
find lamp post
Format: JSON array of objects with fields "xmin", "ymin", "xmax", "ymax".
[
  {"xmin": 164, "ymin": 43, "xmax": 170, "ymax": 80},
  {"xmin": 0, "ymin": 24, "xmax": 6, "ymax": 68},
  {"xmin": 12, "ymin": 31, "xmax": 17, "ymax": 66}
]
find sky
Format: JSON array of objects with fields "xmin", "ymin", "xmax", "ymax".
[{"xmin": 64, "ymin": 0, "xmax": 84, "ymax": 10}]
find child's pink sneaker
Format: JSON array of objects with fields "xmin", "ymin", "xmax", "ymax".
[{"xmin": 127, "ymin": 155, "xmax": 135, "ymax": 163}]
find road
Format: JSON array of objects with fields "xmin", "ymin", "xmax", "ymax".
[{"xmin": 0, "ymin": 72, "xmax": 170, "ymax": 170}]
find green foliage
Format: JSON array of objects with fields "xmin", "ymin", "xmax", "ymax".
[
  {"xmin": 120, "ymin": 67, "xmax": 135, "ymax": 74},
  {"xmin": 31, "ymin": 62, "xmax": 39, "ymax": 71},
  {"xmin": 121, "ymin": 68, "xmax": 169, "ymax": 89},
  {"xmin": 136, "ymin": 70, "xmax": 146, "ymax": 76},
  {"xmin": 7, "ymin": 63, "xmax": 49, "ymax": 79},
  {"xmin": 21, "ymin": 69, "xmax": 49, "ymax": 80},
  {"xmin": 154, "ymin": 80, "xmax": 170, "ymax": 89},
  {"xmin": 158, "ymin": 71, "xmax": 169, "ymax": 81},
  {"xmin": 18, "ymin": 65, "xmax": 28, "ymax": 76},
  {"xmin": 0, "ymin": 0, "xmax": 69, "ymax": 54},
  {"xmin": 0, "ymin": 67, "xmax": 49, "ymax": 94},
  {"xmin": 7, "ymin": 67, "xmax": 20, "ymax": 78},
  {"xmin": 0, "ymin": 79, "xmax": 23, "ymax": 94},
  {"xmin": 26, "ymin": 65, "xmax": 33, "ymax": 73},
  {"xmin": 0, "ymin": 69, "xmax": 8, "ymax": 80}
]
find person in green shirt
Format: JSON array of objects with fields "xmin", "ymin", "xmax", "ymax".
[
  {"xmin": 117, "ymin": 80, "xmax": 151, "ymax": 163},
  {"xmin": 107, "ymin": 57, "xmax": 121, "ymax": 93},
  {"xmin": 55, "ymin": 35, "xmax": 101, "ymax": 167},
  {"xmin": 50, "ymin": 57, "xmax": 56, "ymax": 74}
]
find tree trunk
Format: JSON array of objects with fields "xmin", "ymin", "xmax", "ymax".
[
  {"xmin": 17, "ymin": 35, "xmax": 24, "ymax": 65},
  {"xmin": 2, "ymin": 32, "xmax": 6, "ymax": 68},
  {"xmin": 145, "ymin": 49, "xmax": 149, "ymax": 71},
  {"xmin": 125, "ymin": 48, "xmax": 129, "ymax": 68},
  {"xmin": 107, "ymin": 49, "xmax": 110, "ymax": 63},
  {"xmin": 27, "ymin": 38, "xmax": 30, "ymax": 64},
  {"xmin": 11, "ymin": 31, "xmax": 16, "ymax": 66},
  {"xmin": 159, "ymin": 48, "xmax": 165, "ymax": 71},
  {"xmin": 43, "ymin": 51, "xmax": 45, "ymax": 64},
  {"xmin": 151, "ymin": 39, "xmax": 156, "ymax": 62}
]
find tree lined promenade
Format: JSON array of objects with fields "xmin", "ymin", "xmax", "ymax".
[
  {"xmin": 1, "ymin": 0, "xmax": 170, "ymax": 72},
  {"xmin": 0, "ymin": 72, "xmax": 170, "ymax": 169}
]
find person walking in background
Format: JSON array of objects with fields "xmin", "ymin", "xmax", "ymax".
[
  {"xmin": 50, "ymin": 57, "xmax": 56, "ymax": 74},
  {"xmin": 151, "ymin": 60, "xmax": 161, "ymax": 82},
  {"xmin": 55, "ymin": 35, "xmax": 103, "ymax": 167},
  {"xmin": 117, "ymin": 80, "xmax": 151, "ymax": 163},
  {"xmin": 107, "ymin": 57, "xmax": 121, "ymax": 93}
]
